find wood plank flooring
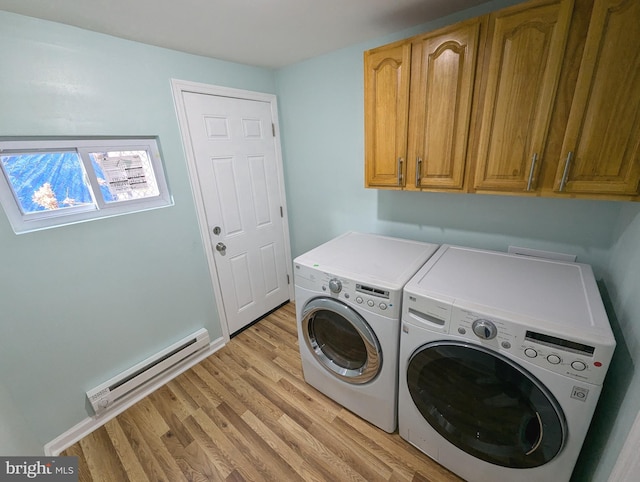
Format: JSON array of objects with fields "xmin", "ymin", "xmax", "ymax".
[{"xmin": 62, "ymin": 302, "xmax": 462, "ymax": 481}]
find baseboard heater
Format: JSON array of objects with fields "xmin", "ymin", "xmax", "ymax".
[{"xmin": 86, "ymin": 328, "xmax": 210, "ymax": 415}]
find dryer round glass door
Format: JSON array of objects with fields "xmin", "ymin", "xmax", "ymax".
[
  {"xmin": 301, "ymin": 297, "xmax": 381, "ymax": 384},
  {"xmin": 406, "ymin": 341, "xmax": 567, "ymax": 468}
]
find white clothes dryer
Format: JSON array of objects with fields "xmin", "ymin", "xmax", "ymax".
[
  {"xmin": 398, "ymin": 245, "xmax": 616, "ymax": 482},
  {"xmin": 294, "ymin": 232, "xmax": 439, "ymax": 432}
]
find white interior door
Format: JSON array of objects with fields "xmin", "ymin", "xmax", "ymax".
[{"xmin": 176, "ymin": 83, "xmax": 292, "ymax": 337}]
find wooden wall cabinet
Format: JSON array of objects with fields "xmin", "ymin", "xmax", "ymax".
[
  {"xmin": 364, "ymin": 20, "xmax": 481, "ymax": 191},
  {"xmin": 407, "ymin": 19, "xmax": 482, "ymax": 191},
  {"xmin": 472, "ymin": 0, "xmax": 574, "ymax": 193},
  {"xmin": 364, "ymin": 0, "xmax": 640, "ymax": 201},
  {"xmin": 553, "ymin": 0, "xmax": 640, "ymax": 196},
  {"xmin": 364, "ymin": 41, "xmax": 411, "ymax": 188}
]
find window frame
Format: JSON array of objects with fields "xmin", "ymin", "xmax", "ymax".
[{"xmin": 0, "ymin": 136, "xmax": 173, "ymax": 234}]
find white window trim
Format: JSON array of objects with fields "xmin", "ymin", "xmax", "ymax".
[{"xmin": 0, "ymin": 137, "xmax": 173, "ymax": 234}]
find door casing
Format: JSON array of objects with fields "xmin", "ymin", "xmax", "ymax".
[{"xmin": 172, "ymin": 78, "xmax": 294, "ymax": 341}]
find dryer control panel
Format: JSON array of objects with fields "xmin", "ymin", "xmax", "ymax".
[{"xmin": 295, "ymin": 263, "xmax": 402, "ymax": 318}]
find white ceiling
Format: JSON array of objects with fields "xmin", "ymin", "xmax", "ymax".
[{"xmin": 0, "ymin": 0, "xmax": 488, "ymax": 68}]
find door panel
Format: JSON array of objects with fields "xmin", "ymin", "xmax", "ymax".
[
  {"xmin": 474, "ymin": 0, "xmax": 574, "ymax": 192},
  {"xmin": 301, "ymin": 297, "xmax": 382, "ymax": 384},
  {"xmin": 407, "ymin": 341, "xmax": 566, "ymax": 468},
  {"xmin": 554, "ymin": 0, "xmax": 640, "ymax": 194},
  {"xmin": 364, "ymin": 41, "xmax": 411, "ymax": 188},
  {"xmin": 260, "ymin": 243, "xmax": 279, "ymax": 294},
  {"xmin": 183, "ymin": 92, "xmax": 290, "ymax": 335},
  {"xmin": 408, "ymin": 19, "xmax": 481, "ymax": 190},
  {"xmin": 212, "ymin": 156, "xmax": 243, "ymax": 234}
]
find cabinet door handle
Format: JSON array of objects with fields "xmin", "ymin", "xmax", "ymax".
[
  {"xmin": 397, "ymin": 157, "xmax": 404, "ymax": 186},
  {"xmin": 526, "ymin": 153, "xmax": 538, "ymax": 191},
  {"xmin": 416, "ymin": 157, "xmax": 423, "ymax": 188},
  {"xmin": 559, "ymin": 151, "xmax": 573, "ymax": 191}
]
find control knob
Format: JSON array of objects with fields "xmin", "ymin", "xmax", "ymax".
[
  {"xmin": 472, "ymin": 319, "xmax": 497, "ymax": 340},
  {"xmin": 328, "ymin": 278, "xmax": 342, "ymax": 294}
]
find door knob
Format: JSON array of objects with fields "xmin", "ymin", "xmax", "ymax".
[{"xmin": 216, "ymin": 242, "xmax": 226, "ymax": 254}]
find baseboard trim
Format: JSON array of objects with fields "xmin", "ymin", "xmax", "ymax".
[{"xmin": 44, "ymin": 336, "xmax": 226, "ymax": 456}]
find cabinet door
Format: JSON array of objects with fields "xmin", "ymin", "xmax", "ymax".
[
  {"xmin": 364, "ymin": 41, "xmax": 411, "ymax": 188},
  {"xmin": 473, "ymin": 0, "xmax": 574, "ymax": 192},
  {"xmin": 554, "ymin": 0, "xmax": 640, "ymax": 195},
  {"xmin": 407, "ymin": 19, "xmax": 481, "ymax": 190}
]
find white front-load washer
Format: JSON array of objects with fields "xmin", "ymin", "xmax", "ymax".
[
  {"xmin": 398, "ymin": 245, "xmax": 616, "ymax": 482},
  {"xmin": 294, "ymin": 232, "xmax": 439, "ymax": 432}
]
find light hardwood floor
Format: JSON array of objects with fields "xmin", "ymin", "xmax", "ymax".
[{"xmin": 63, "ymin": 302, "xmax": 462, "ymax": 481}]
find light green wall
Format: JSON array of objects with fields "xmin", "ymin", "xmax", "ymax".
[
  {"xmin": 0, "ymin": 381, "xmax": 41, "ymax": 455},
  {"xmin": 0, "ymin": 10, "xmax": 276, "ymax": 451},
  {"xmin": 585, "ymin": 204, "xmax": 640, "ymax": 480}
]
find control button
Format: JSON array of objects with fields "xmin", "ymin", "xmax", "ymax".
[
  {"xmin": 472, "ymin": 319, "xmax": 497, "ymax": 340},
  {"xmin": 571, "ymin": 360, "xmax": 587, "ymax": 371},
  {"xmin": 547, "ymin": 355, "xmax": 561, "ymax": 365},
  {"xmin": 344, "ymin": 293, "xmax": 350, "ymax": 299},
  {"xmin": 501, "ymin": 341, "xmax": 511, "ymax": 350},
  {"xmin": 367, "ymin": 300, "xmax": 375, "ymax": 307},
  {"xmin": 379, "ymin": 303, "xmax": 387, "ymax": 310},
  {"xmin": 328, "ymin": 278, "xmax": 342, "ymax": 294},
  {"xmin": 524, "ymin": 348, "xmax": 538, "ymax": 358},
  {"xmin": 458, "ymin": 327, "xmax": 466, "ymax": 335},
  {"xmin": 322, "ymin": 285, "xmax": 327, "ymax": 291},
  {"xmin": 356, "ymin": 296, "xmax": 363, "ymax": 304}
]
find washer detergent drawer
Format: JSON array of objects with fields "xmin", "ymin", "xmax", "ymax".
[{"xmin": 403, "ymin": 293, "xmax": 452, "ymax": 333}]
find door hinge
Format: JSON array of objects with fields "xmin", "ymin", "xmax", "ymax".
[
  {"xmin": 272, "ymin": 123, "xmax": 276, "ymax": 137},
  {"xmin": 280, "ymin": 206, "xmax": 283, "ymax": 217},
  {"xmin": 287, "ymin": 274, "xmax": 290, "ymax": 284}
]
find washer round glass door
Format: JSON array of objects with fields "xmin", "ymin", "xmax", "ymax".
[
  {"xmin": 301, "ymin": 297, "xmax": 381, "ymax": 384},
  {"xmin": 407, "ymin": 341, "xmax": 567, "ymax": 468}
]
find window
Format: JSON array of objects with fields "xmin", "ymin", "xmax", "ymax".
[{"xmin": 0, "ymin": 137, "xmax": 173, "ymax": 233}]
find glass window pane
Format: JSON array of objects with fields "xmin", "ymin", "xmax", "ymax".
[
  {"xmin": 309, "ymin": 310, "xmax": 368, "ymax": 370},
  {"xmin": 407, "ymin": 342, "xmax": 564, "ymax": 468},
  {"xmin": 0, "ymin": 137, "xmax": 172, "ymax": 234},
  {"xmin": 0, "ymin": 152, "xmax": 94, "ymax": 214},
  {"xmin": 89, "ymin": 150, "xmax": 160, "ymax": 203}
]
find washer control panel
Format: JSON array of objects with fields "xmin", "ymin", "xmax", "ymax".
[
  {"xmin": 448, "ymin": 306, "xmax": 609, "ymax": 385},
  {"xmin": 402, "ymin": 292, "xmax": 613, "ymax": 385}
]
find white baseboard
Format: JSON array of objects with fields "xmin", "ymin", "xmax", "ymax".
[{"xmin": 44, "ymin": 336, "xmax": 226, "ymax": 456}]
